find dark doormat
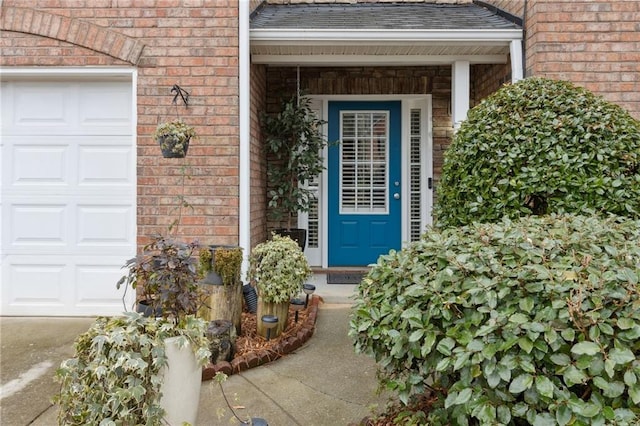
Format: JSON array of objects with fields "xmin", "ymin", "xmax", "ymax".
[{"xmin": 326, "ymin": 272, "xmax": 366, "ymax": 285}]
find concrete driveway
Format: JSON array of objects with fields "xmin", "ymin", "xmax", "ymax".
[{"xmin": 0, "ymin": 317, "xmax": 96, "ymax": 425}]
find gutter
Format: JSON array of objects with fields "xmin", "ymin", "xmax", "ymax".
[{"xmin": 250, "ymin": 28, "xmax": 523, "ymax": 44}]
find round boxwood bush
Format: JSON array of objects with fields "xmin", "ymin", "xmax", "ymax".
[
  {"xmin": 434, "ymin": 77, "xmax": 640, "ymax": 228},
  {"xmin": 350, "ymin": 214, "xmax": 640, "ymax": 425}
]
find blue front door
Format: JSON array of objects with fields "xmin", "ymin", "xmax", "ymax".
[{"xmin": 328, "ymin": 101, "xmax": 402, "ymax": 266}]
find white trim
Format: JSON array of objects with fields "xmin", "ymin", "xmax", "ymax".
[
  {"xmin": 310, "ymin": 95, "xmax": 432, "ymax": 268},
  {"xmin": 401, "ymin": 96, "xmax": 433, "ymax": 244},
  {"xmin": 311, "ymin": 95, "xmax": 434, "ymax": 102},
  {"xmin": 239, "ymin": 1, "xmax": 251, "ymax": 282},
  {"xmin": 452, "ymin": 61, "xmax": 470, "ymax": 129},
  {"xmin": 424, "ymin": 96, "xmax": 433, "ymax": 228},
  {"xmin": 251, "ymin": 54, "xmax": 509, "ymax": 66},
  {"xmin": 0, "ymin": 67, "xmax": 135, "ymax": 78},
  {"xmin": 510, "ymin": 39, "xmax": 524, "ymax": 83},
  {"xmin": 251, "ymin": 29, "xmax": 523, "ymax": 43}
]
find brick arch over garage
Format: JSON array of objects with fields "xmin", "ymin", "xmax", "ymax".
[{"xmin": 0, "ymin": 6, "xmax": 145, "ymax": 65}]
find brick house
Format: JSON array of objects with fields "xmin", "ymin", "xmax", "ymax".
[{"xmin": 1, "ymin": 0, "xmax": 638, "ymax": 316}]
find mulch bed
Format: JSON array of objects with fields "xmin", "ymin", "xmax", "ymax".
[{"xmin": 202, "ymin": 295, "xmax": 320, "ymax": 380}]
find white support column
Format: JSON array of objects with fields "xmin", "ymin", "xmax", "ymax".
[
  {"xmin": 239, "ymin": 1, "xmax": 251, "ymax": 282},
  {"xmin": 451, "ymin": 60, "xmax": 470, "ymax": 130},
  {"xmin": 510, "ymin": 39, "xmax": 524, "ymax": 83}
]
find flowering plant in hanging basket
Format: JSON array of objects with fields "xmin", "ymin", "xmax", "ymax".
[{"xmin": 153, "ymin": 119, "xmax": 196, "ymax": 158}]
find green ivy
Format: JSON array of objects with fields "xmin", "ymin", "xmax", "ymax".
[
  {"xmin": 54, "ymin": 313, "xmax": 210, "ymax": 425},
  {"xmin": 434, "ymin": 77, "xmax": 640, "ymax": 228},
  {"xmin": 247, "ymin": 234, "xmax": 312, "ymax": 303},
  {"xmin": 350, "ymin": 214, "xmax": 640, "ymax": 425}
]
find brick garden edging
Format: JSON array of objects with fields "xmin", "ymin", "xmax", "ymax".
[{"xmin": 202, "ymin": 295, "xmax": 320, "ymax": 380}]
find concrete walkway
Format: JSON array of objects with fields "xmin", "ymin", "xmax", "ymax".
[{"xmin": 0, "ymin": 276, "xmax": 387, "ymax": 425}]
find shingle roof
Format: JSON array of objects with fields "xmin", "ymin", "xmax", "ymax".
[{"xmin": 250, "ymin": 3, "xmax": 521, "ymax": 31}]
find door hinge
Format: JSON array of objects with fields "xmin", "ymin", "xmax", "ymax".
[{"xmin": 428, "ymin": 177, "xmax": 433, "ymax": 190}]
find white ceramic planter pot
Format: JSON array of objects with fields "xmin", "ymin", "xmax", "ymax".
[{"xmin": 160, "ymin": 336, "xmax": 201, "ymax": 425}]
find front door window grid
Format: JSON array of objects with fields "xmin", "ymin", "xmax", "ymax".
[{"xmin": 339, "ymin": 111, "xmax": 389, "ymax": 214}]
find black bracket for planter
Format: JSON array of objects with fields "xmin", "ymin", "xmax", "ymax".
[{"xmin": 171, "ymin": 84, "xmax": 190, "ymax": 108}]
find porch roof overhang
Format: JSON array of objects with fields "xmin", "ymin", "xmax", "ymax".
[
  {"xmin": 251, "ymin": 29, "xmax": 522, "ymax": 66},
  {"xmin": 249, "ymin": 3, "xmax": 523, "ymax": 67}
]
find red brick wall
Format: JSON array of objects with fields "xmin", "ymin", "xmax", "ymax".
[
  {"xmin": 250, "ymin": 63, "xmax": 268, "ymax": 247},
  {"xmin": 0, "ymin": 1, "xmax": 241, "ymax": 247},
  {"xmin": 471, "ymin": 61, "xmax": 512, "ymax": 106},
  {"xmin": 525, "ymin": 0, "xmax": 640, "ymax": 119}
]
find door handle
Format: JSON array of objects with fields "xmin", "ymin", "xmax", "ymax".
[{"xmin": 393, "ymin": 193, "xmax": 400, "ymax": 200}]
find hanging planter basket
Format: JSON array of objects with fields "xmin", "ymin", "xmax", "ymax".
[{"xmin": 153, "ymin": 119, "xmax": 196, "ymax": 159}]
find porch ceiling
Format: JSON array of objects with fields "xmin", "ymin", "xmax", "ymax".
[{"xmin": 250, "ymin": 3, "xmax": 522, "ymax": 66}]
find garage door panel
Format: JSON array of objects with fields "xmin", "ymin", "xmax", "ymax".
[
  {"xmin": 5, "ymin": 198, "xmax": 134, "ymax": 254},
  {"xmin": 79, "ymin": 141, "xmax": 134, "ymax": 186},
  {"xmin": 10, "ymin": 203, "xmax": 68, "ymax": 247},
  {"xmin": 79, "ymin": 84, "xmax": 132, "ymax": 133},
  {"xmin": 75, "ymin": 262, "xmax": 129, "ymax": 310},
  {"xmin": 2, "ymin": 81, "xmax": 131, "ymax": 135},
  {"xmin": 2, "ymin": 256, "xmax": 128, "ymax": 316},
  {"xmin": 2, "ymin": 82, "xmax": 75, "ymax": 133},
  {"xmin": 77, "ymin": 204, "xmax": 134, "ymax": 247},
  {"xmin": 11, "ymin": 143, "xmax": 69, "ymax": 186},
  {"xmin": 5, "ymin": 260, "xmax": 67, "ymax": 307},
  {"xmin": 7, "ymin": 137, "xmax": 134, "ymax": 191}
]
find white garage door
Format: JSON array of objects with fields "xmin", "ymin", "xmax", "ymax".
[{"xmin": 1, "ymin": 77, "xmax": 136, "ymax": 316}]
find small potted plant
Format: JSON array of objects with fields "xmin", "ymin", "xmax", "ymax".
[
  {"xmin": 54, "ymin": 312, "xmax": 210, "ymax": 425},
  {"xmin": 247, "ymin": 233, "xmax": 312, "ymax": 339},
  {"xmin": 153, "ymin": 118, "xmax": 196, "ymax": 158},
  {"xmin": 111, "ymin": 235, "xmax": 209, "ymax": 425},
  {"xmin": 261, "ymin": 94, "xmax": 328, "ymax": 250},
  {"xmin": 55, "ymin": 235, "xmax": 211, "ymax": 425},
  {"xmin": 118, "ymin": 235, "xmax": 206, "ymax": 321}
]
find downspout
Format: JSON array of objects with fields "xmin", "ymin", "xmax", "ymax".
[
  {"xmin": 523, "ymin": 0, "xmax": 528, "ymax": 77},
  {"xmin": 239, "ymin": 0, "xmax": 251, "ymax": 282}
]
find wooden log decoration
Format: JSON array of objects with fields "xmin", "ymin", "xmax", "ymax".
[
  {"xmin": 256, "ymin": 298, "xmax": 289, "ymax": 339},
  {"xmin": 199, "ymin": 246, "xmax": 244, "ymax": 334},
  {"xmin": 205, "ymin": 282, "xmax": 243, "ymax": 335},
  {"xmin": 206, "ymin": 319, "xmax": 236, "ymax": 364}
]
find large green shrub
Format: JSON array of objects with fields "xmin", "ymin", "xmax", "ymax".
[
  {"xmin": 434, "ymin": 77, "xmax": 640, "ymax": 228},
  {"xmin": 350, "ymin": 214, "xmax": 640, "ymax": 425}
]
